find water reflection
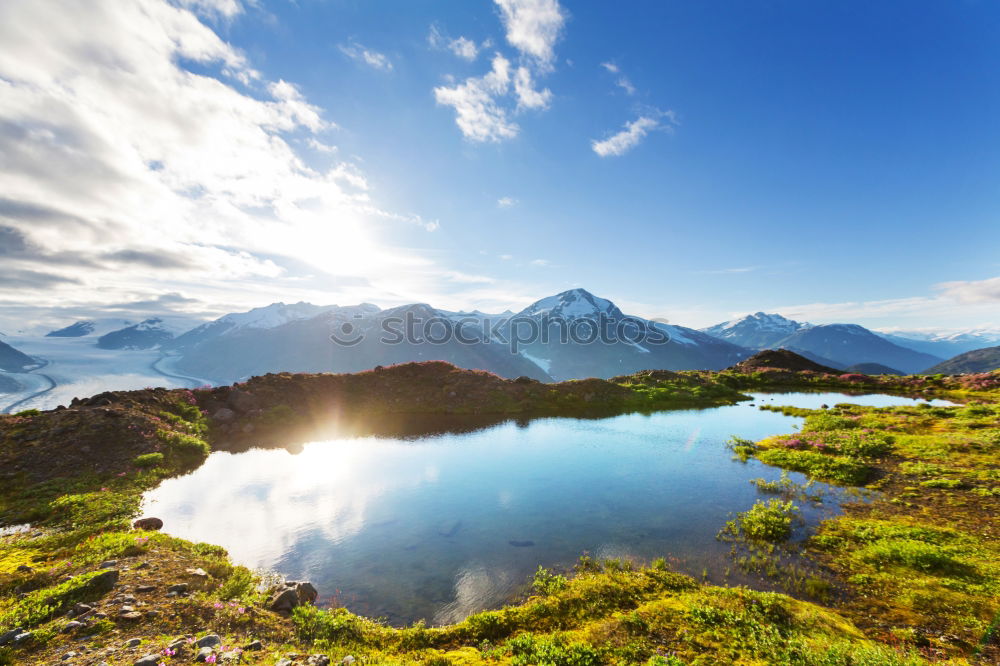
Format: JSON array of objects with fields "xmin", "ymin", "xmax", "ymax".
[{"xmin": 143, "ymin": 391, "xmax": 946, "ymax": 625}]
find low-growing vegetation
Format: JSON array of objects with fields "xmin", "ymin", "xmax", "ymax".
[{"xmin": 0, "ymin": 361, "xmax": 996, "ymax": 663}]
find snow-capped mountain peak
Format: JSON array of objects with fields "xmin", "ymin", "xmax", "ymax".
[
  {"xmin": 519, "ymin": 288, "xmax": 623, "ymax": 320},
  {"xmin": 701, "ymin": 312, "xmax": 809, "ymax": 349},
  {"xmin": 218, "ymin": 302, "xmax": 337, "ymax": 331}
]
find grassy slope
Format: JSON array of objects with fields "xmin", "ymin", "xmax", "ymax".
[{"xmin": 0, "ymin": 362, "xmax": 997, "ymax": 665}]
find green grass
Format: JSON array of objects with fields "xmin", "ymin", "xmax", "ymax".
[{"xmin": 755, "ymin": 448, "xmax": 871, "ymax": 485}]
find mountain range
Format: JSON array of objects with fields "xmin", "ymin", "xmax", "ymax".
[
  {"xmin": 6, "ymin": 290, "xmax": 997, "ymax": 387},
  {"xmin": 925, "ymin": 346, "xmax": 1000, "ymax": 375}
]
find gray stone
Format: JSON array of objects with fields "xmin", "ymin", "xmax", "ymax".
[
  {"xmin": 82, "ymin": 569, "xmax": 119, "ymax": 595},
  {"xmin": 212, "ymin": 407, "xmax": 236, "ymax": 423},
  {"xmin": 15, "ymin": 564, "xmax": 32, "ymax": 573},
  {"xmin": 244, "ymin": 639, "xmax": 263, "ymax": 651},
  {"xmin": 196, "ymin": 634, "xmax": 222, "ymax": 648},
  {"xmin": 306, "ymin": 656, "xmax": 330, "ymax": 666},
  {"xmin": 0, "ymin": 627, "xmax": 24, "ymax": 646},
  {"xmin": 269, "ymin": 587, "xmax": 300, "ymax": 612},
  {"xmin": 62, "ymin": 621, "xmax": 85, "ymax": 633},
  {"xmin": 220, "ymin": 651, "xmax": 241, "ymax": 663},
  {"xmin": 195, "ymin": 646, "xmax": 216, "ymax": 662},
  {"xmin": 342, "ymin": 657, "xmax": 356, "ymax": 665},
  {"xmin": 124, "ymin": 638, "xmax": 141, "ymax": 648},
  {"xmin": 167, "ymin": 583, "xmax": 188, "ymax": 594},
  {"xmin": 135, "ymin": 585, "xmax": 156, "ymax": 593},
  {"xmin": 186, "ymin": 567, "xmax": 209, "ymax": 578},
  {"xmin": 134, "ymin": 656, "xmax": 161, "ymax": 666},
  {"xmin": 72, "ymin": 603, "xmax": 93, "ymax": 615},
  {"xmin": 61, "ymin": 652, "xmax": 77, "ymax": 660},
  {"xmin": 275, "ymin": 660, "xmax": 293, "ymax": 666},
  {"xmin": 133, "ymin": 517, "xmax": 163, "ymax": 531},
  {"xmin": 99, "ymin": 560, "xmax": 118, "ymax": 569},
  {"xmin": 295, "ymin": 581, "xmax": 318, "ymax": 605}
]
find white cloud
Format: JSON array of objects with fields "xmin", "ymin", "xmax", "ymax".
[
  {"xmin": 616, "ymin": 77, "xmax": 636, "ymax": 95},
  {"xmin": 434, "ymin": 54, "xmax": 518, "ymax": 142},
  {"xmin": 591, "ymin": 111, "xmax": 677, "ymax": 157},
  {"xmin": 449, "ymin": 36, "xmax": 480, "ymax": 61},
  {"xmin": 338, "ymin": 42, "xmax": 393, "ymax": 72},
  {"xmin": 600, "ymin": 62, "xmax": 619, "ymax": 73},
  {"xmin": 494, "ymin": 0, "xmax": 566, "ymax": 70},
  {"xmin": 499, "ymin": 254, "xmax": 513, "ymax": 260},
  {"xmin": 530, "ymin": 258, "xmax": 549, "ymax": 266},
  {"xmin": 428, "ymin": 25, "xmax": 482, "ymax": 62},
  {"xmin": 0, "ymin": 0, "xmax": 460, "ymax": 328},
  {"xmin": 307, "ymin": 138, "xmax": 338, "ymax": 154},
  {"xmin": 935, "ymin": 276, "xmax": 1000, "ymax": 303},
  {"xmin": 513, "ymin": 66, "xmax": 552, "ymax": 110},
  {"xmin": 177, "ymin": 0, "xmax": 243, "ymax": 19},
  {"xmin": 497, "ymin": 197, "xmax": 518, "ymax": 208}
]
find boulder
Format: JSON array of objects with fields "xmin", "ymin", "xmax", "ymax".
[
  {"xmin": 212, "ymin": 407, "xmax": 236, "ymax": 423},
  {"xmin": 196, "ymin": 634, "xmax": 222, "ymax": 649},
  {"xmin": 82, "ymin": 569, "xmax": 119, "ymax": 596},
  {"xmin": 0, "ymin": 628, "xmax": 24, "ymax": 646},
  {"xmin": 269, "ymin": 587, "xmax": 300, "ymax": 613},
  {"xmin": 134, "ymin": 657, "xmax": 160, "ymax": 666},
  {"xmin": 195, "ymin": 647, "xmax": 216, "ymax": 662},
  {"xmin": 133, "ymin": 517, "xmax": 163, "ymax": 531},
  {"xmin": 295, "ymin": 581, "xmax": 318, "ymax": 605}
]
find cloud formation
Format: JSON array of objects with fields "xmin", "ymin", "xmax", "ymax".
[
  {"xmin": 434, "ymin": 0, "xmax": 564, "ymax": 141},
  {"xmin": 591, "ymin": 111, "xmax": 677, "ymax": 157},
  {"xmin": 0, "ymin": 0, "xmax": 459, "ymax": 329},
  {"xmin": 339, "ymin": 42, "xmax": 393, "ymax": 71}
]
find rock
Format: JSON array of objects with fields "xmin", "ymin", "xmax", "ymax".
[
  {"xmin": 195, "ymin": 646, "xmax": 216, "ymax": 662},
  {"xmin": 119, "ymin": 611, "xmax": 143, "ymax": 621},
  {"xmin": 15, "ymin": 564, "xmax": 32, "ymax": 573},
  {"xmin": 61, "ymin": 651, "xmax": 77, "ymax": 660},
  {"xmin": 342, "ymin": 656, "xmax": 356, "ymax": 665},
  {"xmin": 12, "ymin": 631, "xmax": 33, "ymax": 644},
  {"xmin": 134, "ymin": 655, "xmax": 161, "ymax": 666},
  {"xmin": 0, "ymin": 628, "xmax": 23, "ymax": 646},
  {"xmin": 307, "ymin": 656, "xmax": 331, "ymax": 666},
  {"xmin": 212, "ymin": 407, "xmax": 236, "ymax": 423},
  {"xmin": 82, "ymin": 569, "xmax": 119, "ymax": 595},
  {"xmin": 269, "ymin": 587, "xmax": 300, "ymax": 613},
  {"xmin": 133, "ymin": 517, "xmax": 163, "ymax": 531},
  {"xmin": 276, "ymin": 660, "xmax": 293, "ymax": 666},
  {"xmin": 120, "ymin": 605, "xmax": 135, "ymax": 613},
  {"xmin": 196, "ymin": 634, "xmax": 222, "ymax": 648},
  {"xmin": 99, "ymin": 560, "xmax": 118, "ymax": 569},
  {"xmin": 295, "ymin": 581, "xmax": 318, "ymax": 605},
  {"xmin": 244, "ymin": 640, "xmax": 263, "ymax": 651},
  {"xmin": 185, "ymin": 567, "xmax": 209, "ymax": 578},
  {"xmin": 62, "ymin": 621, "xmax": 85, "ymax": 633},
  {"xmin": 227, "ymin": 390, "xmax": 260, "ymax": 412},
  {"xmin": 124, "ymin": 638, "xmax": 142, "ymax": 648},
  {"xmin": 167, "ymin": 638, "xmax": 188, "ymax": 654},
  {"xmin": 145, "ymin": 609, "xmax": 160, "ymax": 618},
  {"xmin": 73, "ymin": 603, "xmax": 93, "ymax": 615},
  {"xmin": 167, "ymin": 583, "xmax": 188, "ymax": 594},
  {"xmin": 135, "ymin": 585, "xmax": 156, "ymax": 593},
  {"xmin": 219, "ymin": 651, "xmax": 241, "ymax": 663},
  {"xmin": 135, "ymin": 561, "xmax": 151, "ymax": 570}
]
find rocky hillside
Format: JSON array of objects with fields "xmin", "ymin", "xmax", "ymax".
[{"xmin": 727, "ymin": 349, "xmax": 842, "ymax": 374}]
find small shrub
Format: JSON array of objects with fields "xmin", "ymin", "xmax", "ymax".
[
  {"xmin": 720, "ymin": 499, "xmax": 800, "ymax": 543},
  {"xmin": 803, "ymin": 413, "xmax": 861, "ymax": 432},
  {"xmin": 858, "ymin": 539, "xmax": 964, "ymax": 574},
  {"xmin": 133, "ymin": 452, "xmax": 164, "ymax": 468},
  {"xmin": 14, "ymin": 408, "xmax": 40, "ymax": 417},
  {"xmin": 532, "ymin": 566, "xmax": 568, "ymax": 595},
  {"xmin": 919, "ymin": 478, "xmax": 965, "ymax": 489}
]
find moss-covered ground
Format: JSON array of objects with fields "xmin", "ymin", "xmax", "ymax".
[{"xmin": 0, "ymin": 362, "xmax": 997, "ymax": 664}]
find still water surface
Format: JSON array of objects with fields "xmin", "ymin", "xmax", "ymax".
[{"xmin": 143, "ymin": 391, "xmax": 952, "ymax": 625}]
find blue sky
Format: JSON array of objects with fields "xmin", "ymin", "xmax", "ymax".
[{"xmin": 0, "ymin": 0, "xmax": 998, "ymax": 332}]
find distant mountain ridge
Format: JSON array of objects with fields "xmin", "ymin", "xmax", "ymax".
[
  {"xmin": 165, "ymin": 289, "xmax": 751, "ymax": 384},
  {"xmin": 0, "ymin": 339, "xmax": 36, "ymax": 372},
  {"xmin": 701, "ymin": 314, "xmax": 944, "ymax": 374},
  {"xmin": 924, "ymin": 346, "xmax": 1000, "ymax": 375}
]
